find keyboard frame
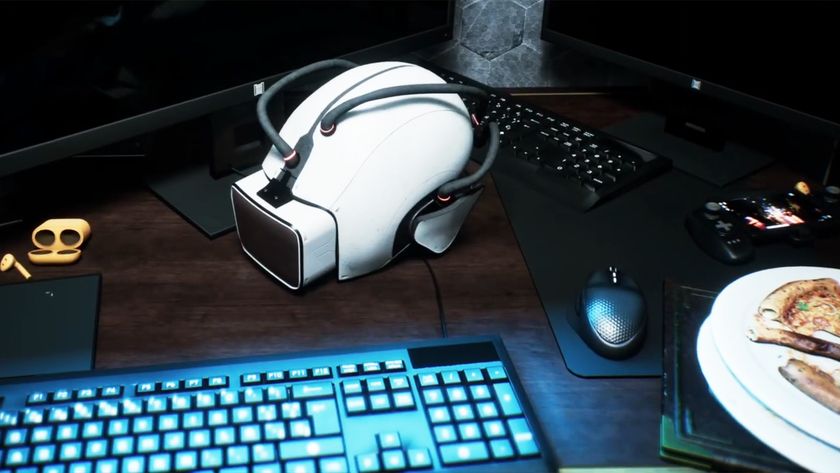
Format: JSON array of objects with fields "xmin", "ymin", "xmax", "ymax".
[{"xmin": 0, "ymin": 335, "xmax": 556, "ymax": 473}]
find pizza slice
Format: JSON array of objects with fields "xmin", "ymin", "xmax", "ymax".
[
  {"xmin": 748, "ymin": 314, "xmax": 840, "ymax": 362},
  {"xmin": 778, "ymin": 358, "xmax": 840, "ymax": 414},
  {"xmin": 758, "ymin": 278, "xmax": 840, "ymax": 337}
]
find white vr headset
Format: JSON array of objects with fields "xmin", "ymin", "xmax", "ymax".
[{"xmin": 231, "ymin": 59, "xmax": 499, "ymax": 289}]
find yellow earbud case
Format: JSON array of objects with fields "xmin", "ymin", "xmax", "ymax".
[{"xmin": 28, "ymin": 218, "xmax": 91, "ymax": 265}]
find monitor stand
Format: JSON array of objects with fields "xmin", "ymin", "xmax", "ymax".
[
  {"xmin": 603, "ymin": 111, "xmax": 774, "ymax": 186},
  {"xmin": 145, "ymin": 99, "xmax": 282, "ymax": 238}
]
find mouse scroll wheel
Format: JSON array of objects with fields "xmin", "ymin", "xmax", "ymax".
[{"xmin": 608, "ymin": 266, "xmax": 620, "ymax": 284}]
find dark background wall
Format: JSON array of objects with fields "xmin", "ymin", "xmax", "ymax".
[{"xmin": 414, "ymin": 0, "xmax": 643, "ymax": 89}]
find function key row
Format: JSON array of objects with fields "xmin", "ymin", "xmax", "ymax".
[
  {"xmin": 240, "ymin": 367, "xmax": 331, "ymax": 387},
  {"xmin": 337, "ymin": 360, "xmax": 405, "ymax": 377},
  {"xmin": 26, "ymin": 386, "xmax": 124, "ymax": 406},
  {"xmin": 416, "ymin": 366, "xmax": 507, "ymax": 387},
  {"xmin": 135, "ymin": 376, "xmax": 229, "ymax": 396}
]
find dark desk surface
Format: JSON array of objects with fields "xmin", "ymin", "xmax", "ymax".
[{"xmin": 2, "ymin": 93, "xmax": 833, "ymax": 468}]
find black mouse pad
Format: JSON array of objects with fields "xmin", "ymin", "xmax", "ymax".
[
  {"xmin": 491, "ymin": 166, "xmax": 834, "ymax": 377},
  {"xmin": 0, "ymin": 274, "xmax": 101, "ymax": 379}
]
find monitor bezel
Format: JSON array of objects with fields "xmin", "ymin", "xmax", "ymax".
[
  {"xmin": 0, "ymin": 1, "xmax": 455, "ymax": 178},
  {"xmin": 540, "ymin": 1, "xmax": 840, "ymax": 138}
]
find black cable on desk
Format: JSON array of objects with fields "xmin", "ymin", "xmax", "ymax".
[{"xmin": 422, "ymin": 258, "xmax": 448, "ymax": 338}]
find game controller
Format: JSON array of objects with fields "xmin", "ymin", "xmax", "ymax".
[{"xmin": 686, "ymin": 183, "xmax": 839, "ymax": 264}]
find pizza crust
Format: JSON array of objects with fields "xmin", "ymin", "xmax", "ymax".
[
  {"xmin": 758, "ymin": 278, "xmax": 840, "ymax": 336},
  {"xmin": 779, "ymin": 359, "xmax": 840, "ymax": 414}
]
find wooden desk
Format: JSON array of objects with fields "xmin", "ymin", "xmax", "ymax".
[{"xmin": 0, "ymin": 93, "xmax": 774, "ymax": 468}]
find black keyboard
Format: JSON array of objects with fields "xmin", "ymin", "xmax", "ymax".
[
  {"xmin": 0, "ymin": 337, "xmax": 552, "ymax": 473},
  {"xmin": 437, "ymin": 68, "xmax": 671, "ymax": 210}
]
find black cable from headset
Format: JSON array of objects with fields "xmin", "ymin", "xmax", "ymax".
[
  {"xmin": 422, "ymin": 258, "xmax": 448, "ymax": 338},
  {"xmin": 256, "ymin": 59, "xmax": 357, "ymax": 158},
  {"xmin": 438, "ymin": 121, "xmax": 498, "ymax": 197}
]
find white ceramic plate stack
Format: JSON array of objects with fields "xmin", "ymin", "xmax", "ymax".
[{"xmin": 696, "ymin": 266, "xmax": 840, "ymax": 473}]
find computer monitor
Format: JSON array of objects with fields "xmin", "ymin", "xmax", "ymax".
[
  {"xmin": 0, "ymin": 1, "xmax": 453, "ymax": 235},
  {"xmin": 542, "ymin": 1, "xmax": 839, "ymax": 186}
]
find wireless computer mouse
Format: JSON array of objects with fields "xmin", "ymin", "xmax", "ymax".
[{"xmin": 577, "ymin": 267, "xmax": 646, "ymax": 359}]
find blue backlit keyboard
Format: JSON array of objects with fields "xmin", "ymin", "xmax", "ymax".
[{"xmin": 0, "ymin": 337, "xmax": 551, "ymax": 472}]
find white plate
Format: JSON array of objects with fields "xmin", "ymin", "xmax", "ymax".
[
  {"xmin": 709, "ymin": 266, "xmax": 840, "ymax": 449},
  {"xmin": 697, "ymin": 318, "xmax": 840, "ymax": 472}
]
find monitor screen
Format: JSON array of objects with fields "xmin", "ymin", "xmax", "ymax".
[
  {"xmin": 541, "ymin": 1, "xmax": 840, "ymax": 135},
  {"xmin": 0, "ymin": 1, "xmax": 452, "ymax": 176}
]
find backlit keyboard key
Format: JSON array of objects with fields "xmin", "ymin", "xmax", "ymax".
[
  {"xmin": 463, "ymin": 369, "xmax": 484, "ymax": 383},
  {"xmin": 320, "ymin": 457, "xmax": 348, "ymax": 473},
  {"xmin": 5, "ymin": 428, "xmax": 27, "ymax": 445},
  {"xmin": 493, "ymin": 383, "xmax": 522, "ymax": 416},
  {"xmin": 243, "ymin": 388, "xmax": 264, "ymax": 404},
  {"xmin": 459, "ymin": 422, "xmax": 482, "ymax": 440},
  {"xmin": 508, "ymin": 417, "xmax": 539, "ymax": 456},
  {"xmin": 470, "ymin": 385, "xmax": 492, "ymax": 400},
  {"xmin": 388, "ymin": 376, "xmax": 409, "ymax": 390},
  {"xmin": 27, "ymin": 392, "xmax": 48, "ymax": 405},
  {"xmin": 433, "ymin": 425, "xmax": 456, "ymax": 443},
  {"xmin": 393, "ymin": 391, "xmax": 415, "ymax": 409},
  {"xmin": 362, "ymin": 362, "xmax": 381, "ymax": 373},
  {"xmin": 184, "ymin": 378, "xmax": 204, "ymax": 390},
  {"xmin": 441, "ymin": 371, "xmax": 461, "ymax": 385},
  {"xmin": 338, "ymin": 364, "xmax": 358, "ymax": 376},
  {"xmin": 384, "ymin": 360, "xmax": 405, "ymax": 371},
  {"xmin": 366, "ymin": 378, "xmax": 386, "ymax": 392},
  {"xmin": 345, "ymin": 396, "xmax": 366, "ymax": 414},
  {"xmin": 422, "ymin": 388, "xmax": 444, "ymax": 405},
  {"xmin": 135, "ymin": 383, "xmax": 156, "ymax": 395},
  {"xmin": 52, "ymin": 389, "xmax": 73, "ymax": 402},
  {"xmin": 418, "ymin": 374, "xmax": 439, "ymax": 387},
  {"xmin": 369, "ymin": 394, "xmax": 390, "ymax": 411},
  {"xmin": 149, "ymin": 453, "xmax": 172, "ymax": 472},
  {"xmin": 376, "ymin": 432, "xmax": 401, "ymax": 450},
  {"xmin": 286, "ymin": 459, "xmax": 316, "ymax": 473},
  {"xmin": 289, "ymin": 369, "xmax": 308, "ymax": 380},
  {"xmin": 32, "ymin": 444, "xmax": 55, "ymax": 463},
  {"xmin": 381, "ymin": 449, "xmax": 406, "ymax": 470},
  {"xmin": 486, "ymin": 366, "xmax": 507, "ymax": 381},
  {"xmin": 307, "ymin": 399, "xmax": 340, "ymax": 436},
  {"xmin": 174, "ymin": 450, "xmax": 197, "ymax": 470},
  {"xmin": 60, "ymin": 441, "xmax": 83, "ymax": 461},
  {"xmin": 489, "ymin": 438, "xmax": 515, "ymax": 459},
  {"xmin": 241, "ymin": 373, "xmax": 262, "ymax": 385},
  {"xmin": 439, "ymin": 441, "xmax": 489, "ymax": 465},
  {"xmin": 342, "ymin": 380, "xmax": 363, "ymax": 395},
  {"xmin": 110, "ymin": 437, "xmax": 132, "ymax": 456},
  {"xmin": 292, "ymin": 382, "xmax": 333, "ymax": 399},
  {"xmin": 356, "ymin": 453, "xmax": 379, "ymax": 473},
  {"xmin": 201, "ymin": 448, "xmax": 223, "ymax": 468},
  {"xmin": 164, "ymin": 432, "xmax": 185, "ymax": 450},
  {"xmin": 428, "ymin": 407, "xmax": 450, "ymax": 423},
  {"xmin": 31, "ymin": 426, "xmax": 53, "ymax": 443},
  {"xmin": 407, "ymin": 448, "xmax": 432, "ymax": 469},
  {"xmin": 122, "ymin": 456, "xmax": 145, "ymax": 473},
  {"xmin": 251, "ymin": 443, "xmax": 276, "ymax": 463},
  {"xmin": 226, "ymin": 445, "xmax": 249, "ymax": 465},
  {"xmin": 87, "ymin": 439, "xmax": 108, "ymax": 458},
  {"xmin": 188, "ymin": 430, "xmax": 211, "ymax": 448},
  {"xmin": 311, "ymin": 367, "xmax": 331, "ymax": 378},
  {"xmin": 207, "ymin": 376, "xmax": 228, "ymax": 388},
  {"xmin": 477, "ymin": 402, "xmax": 499, "ymax": 419},
  {"xmin": 279, "ymin": 436, "xmax": 344, "ymax": 460},
  {"xmin": 100, "ymin": 386, "xmax": 122, "ymax": 398}
]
